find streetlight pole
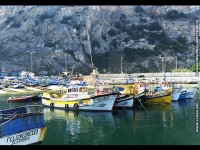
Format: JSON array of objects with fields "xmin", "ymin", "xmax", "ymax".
[
  {"xmin": 64, "ymin": 54, "xmax": 67, "ymax": 72},
  {"xmin": 27, "ymin": 51, "xmax": 35, "ymax": 73},
  {"xmin": 142, "ymin": 62, "xmax": 143, "ymax": 73},
  {"xmin": 175, "ymin": 57, "xmax": 177, "ymax": 71},
  {"xmin": 72, "ymin": 66, "xmax": 74, "ymax": 75},
  {"xmin": 160, "ymin": 57, "xmax": 165, "ymax": 73},
  {"xmin": 160, "ymin": 57, "xmax": 166, "ymax": 81},
  {"xmin": 121, "ymin": 57, "xmax": 123, "ymax": 74}
]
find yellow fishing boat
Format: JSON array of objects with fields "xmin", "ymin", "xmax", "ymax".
[
  {"xmin": 41, "ymin": 81, "xmax": 90, "ymax": 108},
  {"xmin": 144, "ymin": 90, "xmax": 172, "ymax": 104},
  {"xmin": 42, "ymin": 81, "xmax": 119, "ymax": 111},
  {"xmin": 42, "ymin": 92, "xmax": 90, "ymax": 108}
]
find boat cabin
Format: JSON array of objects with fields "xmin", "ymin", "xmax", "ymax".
[{"xmin": 64, "ymin": 82, "xmax": 89, "ymax": 100}]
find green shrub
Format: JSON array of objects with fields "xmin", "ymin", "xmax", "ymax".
[
  {"xmin": 134, "ymin": 6, "xmax": 145, "ymax": 13},
  {"xmin": 165, "ymin": 10, "xmax": 187, "ymax": 20},
  {"xmin": 140, "ymin": 18, "xmax": 147, "ymax": 23},
  {"xmin": 92, "ymin": 40, "xmax": 100, "ymax": 48},
  {"xmin": 4, "ymin": 16, "xmax": 15, "ymax": 24},
  {"xmin": 39, "ymin": 14, "xmax": 55, "ymax": 21},
  {"xmin": 123, "ymin": 47, "xmax": 153, "ymax": 62},
  {"xmin": 60, "ymin": 16, "xmax": 73, "ymax": 24},
  {"xmin": 137, "ymin": 25, "xmax": 149, "ymax": 31},
  {"xmin": 93, "ymin": 52, "xmax": 109, "ymax": 71},
  {"xmin": 108, "ymin": 29, "xmax": 118, "ymax": 37},
  {"xmin": 10, "ymin": 22, "xmax": 21, "ymax": 28},
  {"xmin": 44, "ymin": 42, "xmax": 55, "ymax": 48},
  {"xmin": 149, "ymin": 22, "xmax": 162, "ymax": 31}
]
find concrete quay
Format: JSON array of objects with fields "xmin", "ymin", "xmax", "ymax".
[{"xmin": 83, "ymin": 72, "xmax": 200, "ymax": 85}]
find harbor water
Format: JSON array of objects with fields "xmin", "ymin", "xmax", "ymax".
[{"xmin": 0, "ymin": 90, "xmax": 200, "ymax": 145}]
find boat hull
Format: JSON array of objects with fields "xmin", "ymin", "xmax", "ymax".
[
  {"xmin": 144, "ymin": 91, "xmax": 172, "ymax": 104},
  {"xmin": 114, "ymin": 94, "xmax": 135, "ymax": 108},
  {"xmin": 134, "ymin": 93, "xmax": 146, "ymax": 105},
  {"xmin": 7, "ymin": 95, "xmax": 40, "ymax": 102},
  {"xmin": 42, "ymin": 93, "xmax": 119, "ymax": 111},
  {"xmin": 186, "ymin": 90, "xmax": 196, "ymax": 99},
  {"xmin": 0, "ymin": 127, "xmax": 47, "ymax": 145},
  {"xmin": 172, "ymin": 92, "xmax": 181, "ymax": 101},
  {"xmin": 179, "ymin": 91, "xmax": 187, "ymax": 100},
  {"xmin": 172, "ymin": 88, "xmax": 182, "ymax": 101},
  {"xmin": 0, "ymin": 105, "xmax": 47, "ymax": 145}
]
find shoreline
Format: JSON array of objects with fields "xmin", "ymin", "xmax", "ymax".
[{"xmin": 0, "ymin": 86, "xmax": 50, "ymax": 95}]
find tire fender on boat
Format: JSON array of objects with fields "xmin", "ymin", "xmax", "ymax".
[
  {"xmin": 50, "ymin": 103, "xmax": 54, "ymax": 107},
  {"xmin": 65, "ymin": 104, "xmax": 69, "ymax": 108},
  {"xmin": 74, "ymin": 103, "xmax": 79, "ymax": 109}
]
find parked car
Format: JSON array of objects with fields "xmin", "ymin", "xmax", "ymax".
[{"xmin": 137, "ymin": 75, "xmax": 145, "ymax": 78}]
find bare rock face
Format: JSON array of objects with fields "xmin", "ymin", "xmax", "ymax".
[{"xmin": 0, "ymin": 6, "xmax": 199, "ymax": 75}]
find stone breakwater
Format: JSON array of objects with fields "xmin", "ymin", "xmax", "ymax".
[{"xmin": 83, "ymin": 72, "xmax": 200, "ymax": 85}]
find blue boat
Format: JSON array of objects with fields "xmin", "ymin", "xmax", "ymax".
[
  {"xmin": 178, "ymin": 90, "xmax": 187, "ymax": 100},
  {"xmin": 0, "ymin": 105, "xmax": 47, "ymax": 145}
]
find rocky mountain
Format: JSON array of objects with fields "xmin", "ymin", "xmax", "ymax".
[{"xmin": 0, "ymin": 5, "xmax": 199, "ymax": 75}]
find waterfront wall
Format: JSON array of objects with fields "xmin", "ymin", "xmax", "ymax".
[{"xmin": 83, "ymin": 72, "xmax": 199, "ymax": 85}]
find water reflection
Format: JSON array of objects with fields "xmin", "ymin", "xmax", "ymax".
[
  {"xmin": 43, "ymin": 107, "xmax": 116, "ymax": 145},
  {"xmin": 143, "ymin": 104, "xmax": 173, "ymax": 128}
]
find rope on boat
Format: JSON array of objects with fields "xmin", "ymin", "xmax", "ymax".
[
  {"xmin": 0, "ymin": 113, "xmax": 17, "ymax": 127},
  {"xmin": 159, "ymin": 91, "xmax": 170, "ymax": 103},
  {"xmin": 136, "ymin": 97, "xmax": 145, "ymax": 110}
]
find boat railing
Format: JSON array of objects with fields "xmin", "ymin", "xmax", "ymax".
[{"xmin": 0, "ymin": 105, "xmax": 44, "ymax": 121}]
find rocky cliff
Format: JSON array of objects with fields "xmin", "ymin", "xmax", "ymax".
[{"xmin": 0, "ymin": 6, "xmax": 199, "ymax": 75}]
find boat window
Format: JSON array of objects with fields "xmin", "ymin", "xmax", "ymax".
[
  {"xmin": 68, "ymin": 89, "xmax": 72, "ymax": 93},
  {"xmin": 118, "ymin": 87, "xmax": 124, "ymax": 91},
  {"xmin": 74, "ymin": 88, "xmax": 78, "ymax": 92},
  {"xmin": 85, "ymin": 87, "xmax": 88, "ymax": 92},
  {"xmin": 79, "ymin": 87, "xmax": 82, "ymax": 92}
]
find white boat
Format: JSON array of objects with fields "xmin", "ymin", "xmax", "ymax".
[
  {"xmin": 171, "ymin": 84, "xmax": 182, "ymax": 101},
  {"xmin": 185, "ymin": 89, "xmax": 196, "ymax": 99},
  {"xmin": 42, "ymin": 92, "xmax": 120, "ymax": 111},
  {"xmin": 41, "ymin": 81, "xmax": 91, "ymax": 108},
  {"xmin": 0, "ymin": 105, "xmax": 47, "ymax": 145},
  {"xmin": 114, "ymin": 94, "xmax": 135, "ymax": 108},
  {"xmin": 9, "ymin": 83, "xmax": 25, "ymax": 88}
]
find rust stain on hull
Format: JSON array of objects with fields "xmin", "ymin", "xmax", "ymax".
[{"xmin": 39, "ymin": 127, "xmax": 47, "ymax": 142}]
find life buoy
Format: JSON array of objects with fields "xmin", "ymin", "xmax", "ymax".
[
  {"xmin": 50, "ymin": 103, "xmax": 54, "ymax": 107},
  {"xmin": 65, "ymin": 104, "xmax": 69, "ymax": 108},
  {"xmin": 74, "ymin": 103, "xmax": 79, "ymax": 109}
]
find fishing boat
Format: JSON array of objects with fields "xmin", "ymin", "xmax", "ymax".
[
  {"xmin": 9, "ymin": 83, "xmax": 25, "ymax": 88},
  {"xmin": 7, "ymin": 94, "xmax": 41, "ymax": 102},
  {"xmin": 170, "ymin": 84, "xmax": 183, "ymax": 101},
  {"xmin": 172, "ymin": 87, "xmax": 182, "ymax": 101},
  {"xmin": 114, "ymin": 93, "xmax": 135, "ymax": 109},
  {"xmin": 42, "ymin": 92, "xmax": 120, "ymax": 111},
  {"xmin": 112, "ymin": 83, "xmax": 146, "ymax": 109},
  {"xmin": 144, "ymin": 90, "xmax": 172, "ymax": 104},
  {"xmin": 0, "ymin": 105, "xmax": 47, "ymax": 145},
  {"xmin": 41, "ymin": 81, "xmax": 91, "ymax": 107},
  {"xmin": 134, "ymin": 92, "xmax": 146, "ymax": 106},
  {"xmin": 185, "ymin": 89, "xmax": 196, "ymax": 99},
  {"xmin": 178, "ymin": 90, "xmax": 187, "ymax": 100}
]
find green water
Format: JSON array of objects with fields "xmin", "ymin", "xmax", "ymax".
[{"xmin": 0, "ymin": 92, "xmax": 200, "ymax": 145}]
